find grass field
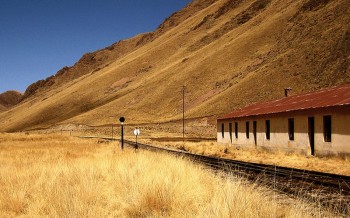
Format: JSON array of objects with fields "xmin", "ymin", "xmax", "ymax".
[{"xmin": 0, "ymin": 133, "xmax": 339, "ymax": 217}]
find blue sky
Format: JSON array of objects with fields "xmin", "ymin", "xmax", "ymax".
[{"xmin": 0, "ymin": 0, "xmax": 192, "ymax": 93}]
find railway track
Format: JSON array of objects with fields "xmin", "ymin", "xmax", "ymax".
[
  {"xmin": 122, "ymin": 139, "xmax": 350, "ymax": 213},
  {"xmin": 81, "ymin": 136, "xmax": 350, "ymax": 213}
]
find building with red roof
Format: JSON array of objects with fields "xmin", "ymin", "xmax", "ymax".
[{"xmin": 217, "ymin": 84, "xmax": 350, "ymax": 156}]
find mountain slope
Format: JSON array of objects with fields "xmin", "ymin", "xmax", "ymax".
[
  {"xmin": 1, "ymin": 0, "xmax": 349, "ymax": 132},
  {"xmin": 0, "ymin": 91, "xmax": 23, "ymax": 112}
]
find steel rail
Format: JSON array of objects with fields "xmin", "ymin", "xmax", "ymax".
[{"xmin": 126, "ymin": 140, "xmax": 350, "ymax": 187}]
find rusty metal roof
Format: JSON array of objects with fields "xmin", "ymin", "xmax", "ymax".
[{"xmin": 219, "ymin": 84, "xmax": 350, "ymax": 120}]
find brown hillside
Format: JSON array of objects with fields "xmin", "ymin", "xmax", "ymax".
[
  {"xmin": 0, "ymin": 0, "xmax": 349, "ymax": 132},
  {"xmin": 21, "ymin": 0, "xmax": 217, "ymax": 100},
  {"xmin": 21, "ymin": 33, "xmax": 153, "ymax": 100},
  {"xmin": 0, "ymin": 91, "xmax": 23, "ymax": 112},
  {"xmin": 0, "ymin": 105, "xmax": 6, "ymax": 112}
]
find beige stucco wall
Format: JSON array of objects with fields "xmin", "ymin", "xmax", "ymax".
[
  {"xmin": 313, "ymin": 113, "xmax": 350, "ymax": 156},
  {"xmin": 217, "ymin": 121, "xmax": 256, "ymax": 148},
  {"xmin": 217, "ymin": 109, "xmax": 350, "ymax": 156}
]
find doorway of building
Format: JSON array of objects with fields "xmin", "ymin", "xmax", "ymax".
[
  {"xmin": 308, "ymin": 117, "xmax": 315, "ymax": 156},
  {"xmin": 253, "ymin": 121, "xmax": 257, "ymax": 146}
]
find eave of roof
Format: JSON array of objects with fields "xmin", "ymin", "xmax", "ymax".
[{"xmin": 218, "ymin": 84, "xmax": 350, "ymax": 120}]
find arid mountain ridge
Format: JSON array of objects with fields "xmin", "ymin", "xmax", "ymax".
[
  {"xmin": 0, "ymin": 91, "xmax": 23, "ymax": 112},
  {"xmin": 1, "ymin": 0, "xmax": 349, "ymax": 132}
]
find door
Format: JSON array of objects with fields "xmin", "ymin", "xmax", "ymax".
[
  {"xmin": 229, "ymin": 123, "xmax": 233, "ymax": 144},
  {"xmin": 253, "ymin": 121, "xmax": 257, "ymax": 146},
  {"xmin": 308, "ymin": 117, "xmax": 315, "ymax": 156}
]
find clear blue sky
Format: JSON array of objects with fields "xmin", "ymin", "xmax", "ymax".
[{"xmin": 0, "ymin": 0, "xmax": 192, "ymax": 93}]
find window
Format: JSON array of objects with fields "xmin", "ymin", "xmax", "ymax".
[
  {"xmin": 229, "ymin": 123, "xmax": 233, "ymax": 143},
  {"xmin": 235, "ymin": 122, "xmax": 238, "ymax": 139},
  {"xmin": 323, "ymin": 115, "xmax": 331, "ymax": 142},
  {"xmin": 221, "ymin": 123, "xmax": 225, "ymax": 138},
  {"xmin": 288, "ymin": 118, "xmax": 294, "ymax": 141},
  {"xmin": 265, "ymin": 120, "xmax": 270, "ymax": 140},
  {"xmin": 246, "ymin": 121, "xmax": 249, "ymax": 139}
]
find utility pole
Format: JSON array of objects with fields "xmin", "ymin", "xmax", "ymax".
[
  {"xmin": 182, "ymin": 85, "xmax": 186, "ymax": 142},
  {"xmin": 111, "ymin": 124, "xmax": 114, "ymax": 139}
]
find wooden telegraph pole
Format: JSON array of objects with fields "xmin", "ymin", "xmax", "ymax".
[
  {"xmin": 182, "ymin": 85, "xmax": 186, "ymax": 143},
  {"xmin": 111, "ymin": 124, "xmax": 114, "ymax": 139}
]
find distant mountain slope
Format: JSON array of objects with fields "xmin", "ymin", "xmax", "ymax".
[
  {"xmin": 1, "ymin": 0, "xmax": 349, "ymax": 132},
  {"xmin": 0, "ymin": 105, "xmax": 6, "ymax": 112},
  {"xmin": 21, "ymin": 0, "xmax": 217, "ymax": 100},
  {"xmin": 0, "ymin": 91, "xmax": 23, "ymax": 112}
]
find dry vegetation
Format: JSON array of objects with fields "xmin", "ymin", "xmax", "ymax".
[
  {"xmin": 0, "ymin": 133, "xmax": 338, "ymax": 217},
  {"xmin": 147, "ymin": 140, "xmax": 350, "ymax": 176}
]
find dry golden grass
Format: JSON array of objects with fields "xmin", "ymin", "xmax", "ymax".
[
  {"xmin": 146, "ymin": 140, "xmax": 350, "ymax": 176},
  {"xmin": 0, "ymin": 133, "xmax": 340, "ymax": 217}
]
